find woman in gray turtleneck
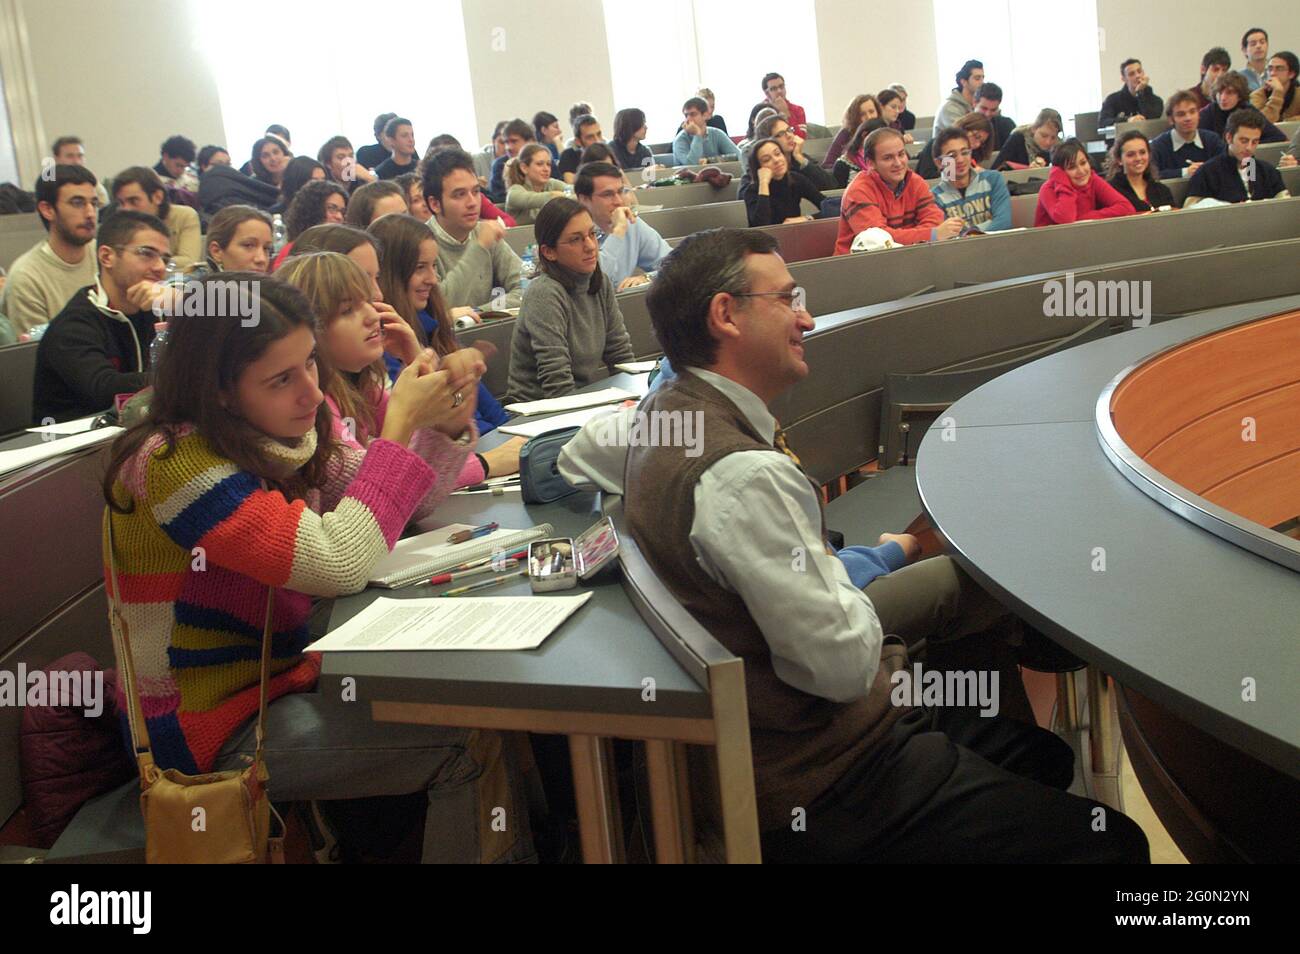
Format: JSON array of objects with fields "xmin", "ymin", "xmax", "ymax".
[{"xmin": 507, "ymin": 197, "xmax": 634, "ymax": 402}]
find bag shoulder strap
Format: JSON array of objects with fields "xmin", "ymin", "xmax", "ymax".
[{"xmin": 103, "ymin": 505, "xmax": 275, "ymax": 770}]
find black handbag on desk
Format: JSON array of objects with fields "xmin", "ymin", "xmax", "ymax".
[{"xmin": 519, "ymin": 427, "xmax": 581, "ymax": 503}]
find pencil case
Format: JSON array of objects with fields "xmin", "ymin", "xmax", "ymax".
[{"xmin": 519, "ymin": 426, "xmax": 581, "ymax": 504}]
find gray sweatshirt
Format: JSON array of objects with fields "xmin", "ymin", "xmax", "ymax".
[
  {"xmin": 428, "ymin": 216, "xmax": 523, "ymax": 311},
  {"xmin": 507, "ymin": 266, "xmax": 635, "ymax": 402}
]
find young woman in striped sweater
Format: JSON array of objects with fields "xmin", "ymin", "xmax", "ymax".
[{"xmin": 102, "ymin": 275, "xmax": 536, "ymax": 863}]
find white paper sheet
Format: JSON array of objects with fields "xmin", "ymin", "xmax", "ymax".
[
  {"xmin": 614, "ymin": 361, "xmax": 658, "ymax": 374},
  {"xmin": 26, "ymin": 415, "xmax": 104, "ymax": 435},
  {"xmin": 308, "ymin": 593, "xmax": 593, "ymax": 651},
  {"xmin": 0, "ymin": 426, "xmax": 123, "ymax": 477},
  {"xmin": 497, "ymin": 406, "xmax": 618, "ymax": 438},
  {"xmin": 504, "ymin": 387, "xmax": 637, "ymax": 416}
]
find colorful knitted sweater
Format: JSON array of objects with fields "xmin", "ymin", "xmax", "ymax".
[{"xmin": 104, "ymin": 424, "xmax": 469, "ymax": 774}]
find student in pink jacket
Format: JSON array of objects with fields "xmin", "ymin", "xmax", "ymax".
[{"xmin": 1034, "ymin": 139, "xmax": 1136, "ymax": 226}]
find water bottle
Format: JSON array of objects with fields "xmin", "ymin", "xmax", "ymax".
[
  {"xmin": 149, "ymin": 322, "xmax": 169, "ymax": 369},
  {"xmin": 520, "ymin": 244, "xmax": 536, "ymax": 292},
  {"xmin": 271, "ymin": 213, "xmax": 287, "ymax": 255}
]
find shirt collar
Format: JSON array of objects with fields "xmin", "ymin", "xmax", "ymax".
[
  {"xmin": 428, "ymin": 216, "xmax": 470, "ymax": 248},
  {"xmin": 87, "ymin": 278, "xmax": 134, "ymax": 322},
  {"xmin": 689, "ymin": 368, "xmax": 776, "ymax": 445},
  {"xmin": 1173, "ymin": 129, "xmax": 1203, "ymax": 150}
]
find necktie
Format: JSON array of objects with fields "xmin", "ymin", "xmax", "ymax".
[{"xmin": 773, "ymin": 425, "xmax": 803, "ymax": 469}]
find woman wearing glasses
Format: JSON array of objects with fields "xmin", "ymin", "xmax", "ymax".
[{"xmin": 506, "ymin": 197, "xmax": 634, "ymax": 402}]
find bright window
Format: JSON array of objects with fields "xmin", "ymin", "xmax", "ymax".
[
  {"xmin": 192, "ymin": 0, "xmax": 477, "ymax": 168},
  {"xmin": 931, "ymin": 0, "xmax": 1102, "ymax": 135}
]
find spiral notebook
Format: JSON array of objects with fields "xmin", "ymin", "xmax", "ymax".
[{"xmin": 368, "ymin": 523, "xmax": 555, "ymax": 589}]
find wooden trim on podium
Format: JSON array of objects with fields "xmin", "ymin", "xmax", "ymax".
[
  {"xmin": 370, "ymin": 700, "xmax": 716, "ymax": 744},
  {"xmin": 709, "ymin": 657, "xmax": 762, "ymax": 863}
]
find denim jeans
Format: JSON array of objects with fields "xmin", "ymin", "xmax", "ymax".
[{"xmin": 215, "ymin": 690, "xmax": 537, "ymax": 863}]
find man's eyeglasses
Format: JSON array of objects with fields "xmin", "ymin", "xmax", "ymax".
[
  {"xmin": 733, "ymin": 287, "xmax": 805, "ymax": 310},
  {"xmin": 560, "ymin": 228, "xmax": 600, "ymax": 248},
  {"xmin": 594, "ymin": 187, "xmax": 632, "ymax": 200},
  {"xmin": 114, "ymin": 245, "xmax": 173, "ymax": 267}
]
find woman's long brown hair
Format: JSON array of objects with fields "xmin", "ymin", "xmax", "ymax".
[
  {"xmin": 367, "ymin": 213, "xmax": 459, "ymax": 356},
  {"xmin": 103, "ymin": 273, "xmax": 336, "ymax": 511}
]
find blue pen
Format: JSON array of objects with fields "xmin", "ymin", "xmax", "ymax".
[{"xmin": 449, "ymin": 521, "xmax": 499, "ymax": 544}]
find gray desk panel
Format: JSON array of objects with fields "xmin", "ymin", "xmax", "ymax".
[
  {"xmin": 942, "ymin": 295, "xmax": 1300, "ymax": 427},
  {"xmin": 912, "ymin": 308, "xmax": 1300, "ymax": 777}
]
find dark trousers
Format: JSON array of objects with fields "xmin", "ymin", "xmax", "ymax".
[{"xmin": 762, "ymin": 706, "xmax": 1150, "ymax": 863}]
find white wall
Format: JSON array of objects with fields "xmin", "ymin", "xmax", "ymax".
[
  {"xmin": 10, "ymin": 0, "xmax": 1300, "ymax": 189},
  {"xmin": 16, "ymin": 0, "xmax": 226, "ymax": 186},
  {"xmin": 815, "ymin": 0, "xmax": 941, "ymax": 130}
]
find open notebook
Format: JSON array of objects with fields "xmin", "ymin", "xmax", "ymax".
[{"xmin": 368, "ymin": 523, "xmax": 554, "ymax": 589}]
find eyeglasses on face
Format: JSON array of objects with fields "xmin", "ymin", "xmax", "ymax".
[
  {"xmin": 594, "ymin": 187, "xmax": 632, "ymax": 200},
  {"xmin": 560, "ymin": 228, "xmax": 600, "ymax": 248},
  {"xmin": 733, "ymin": 287, "xmax": 805, "ymax": 310},
  {"xmin": 114, "ymin": 245, "xmax": 173, "ymax": 266}
]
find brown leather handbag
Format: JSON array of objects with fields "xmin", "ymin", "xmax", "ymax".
[{"xmin": 104, "ymin": 508, "xmax": 284, "ymax": 864}]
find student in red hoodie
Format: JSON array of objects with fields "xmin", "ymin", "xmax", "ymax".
[
  {"xmin": 1034, "ymin": 139, "xmax": 1135, "ymax": 227},
  {"xmin": 835, "ymin": 128, "xmax": 961, "ymax": 253}
]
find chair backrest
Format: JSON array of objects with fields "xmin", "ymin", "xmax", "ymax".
[
  {"xmin": 454, "ymin": 317, "xmax": 517, "ymax": 397},
  {"xmin": 801, "ymin": 137, "xmax": 836, "ymax": 160},
  {"xmin": 0, "ymin": 343, "xmax": 38, "ymax": 435},
  {"xmin": 877, "ymin": 317, "xmax": 1110, "ymax": 468},
  {"xmin": 0, "ymin": 216, "xmax": 45, "ymax": 272},
  {"xmin": 1010, "ymin": 192, "xmax": 1038, "ymax": 227},
  {"xmin": 1115, "ymin": 117, "xmax": 1170, "ymax": 140},
  {"xmin": 1074, "ymin": 111, "xmax": 1101, "ymax": 143}
]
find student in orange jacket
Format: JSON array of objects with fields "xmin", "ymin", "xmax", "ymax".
[
  {"xmin": 834, "ymin": 127, "xmax": 961, "ymax": 254},
  {"xmin": 1034, "ymin": 139, "xmax": 1135, "ymax": 227}
]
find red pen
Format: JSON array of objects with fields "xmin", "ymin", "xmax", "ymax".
[{"xmin": 430, "ymin": 550, "xmax": 527, "ymax": 585}]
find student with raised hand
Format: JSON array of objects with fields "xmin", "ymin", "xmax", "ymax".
[
  {"xmin": 1150, "ymin": 90, "xmax": 1225, "ymax": 180},
  {"xmin": 101, "ymin": 274, "xmax": 535, "ymax": 864},
  {"xmin": 488, "ymin": 119, "xmax": 535, "ymax": 204},
  {"xmin": 609, "ymin": 108, "xmax": 652, "ymax": 171},
  {"xmin": 375, "ymin": 117, "xmax": 419, "ymax": 180},
  {"xmin": 503, "ymin": 143, "xmax": 567, "ymax": 225},
  {"xmin": 318, "ymin": 135, "xmax": 376, "ymax": 191},
  {"xmin": 250, "ymin": 135, "xmax": 292, "ymax": 189},
  {"xmin": 934, "ymin": 59, "xmax": 984, "ymax": 136},
  {"xmin": 930, "ymin": 127, "xmax": 1012, "ymax": 231},
  {"xmin": 823, "ymin": 95, "xmax": 883, "ymax": 169},
  {"xmin": 558, "ymin": 228, "xmax": 1149, "ymax": 864},
  {"xmin": 1191, "ymin": 47, "xmax": 1232, "ymax": 109},
  {"xmin": 532, "ymin": 111, "xmax": 566, "ymax": 163},
  {"xmin": 575, "ymin": 161, "xmax": 671, "ymax": 290},
  {"xmin": 32, "ymin": 210, "xmax": 170, "ymax": 423},
  {"xmin": 422, "ymin": 149, "xmax": 523, "ymax": 319},
  {"xmin": 111, "ymin": 166, "xmax": 203, "ymax": 272},
  {"xmin": 1249, "ymin": 51, "xmax": 1300, "ymax": 122},
  {"xmin": 1200, "ymin": 71, "xmax": 1289, "ymax": 141},
  {"xmin": 756, "ymin": 114, "xmax": 837, "ymax": 191},
  {"xmin": 0, "ymin": 165, "xmax": 99, "ymax": 335},
  {"xmin": 740, "ymin": 137, "xmax": 826, "ymax": 227},
  {"xmin": 507, "ymin": 197, "xmax": 633, "ymax": 402},
  {"xmin": 203, "ymin": 205, "xmax": 274, "ymax": 274},
  {"xmin": 1099, "ymin": 58, "xmax": 1164, "ymax": 127},
  {"xmin": 835, "ymin": 127, "xmax": 952, "ymax": 253},
  {"xmin": 1240, "ymin": 27, "xmax": 1270, "ymax": 92},
  {"xmin": 557, "ymin": 114, "xmax": 604, "ymax": 184},
  {"xmin": 990, "ymin": 109, "xmax": 1062, "ymax": 170},
  {"xmin": 1034, "ymin": 139, "xmax": 1135, "ymax": 226},
  {"xmin": 1106, "ymin": 130, "xmax": 1176, "ymax": 213},
  {"xmin": 674, "ymin": 96, "xmax": 742, "ymax": 166},
  {"xmin": 1186, "ymin": 108, "xmax": 1294, "ymax": 206},
  {"xmin": 344, "ymin": 180, "xmax": 408, "ymax": 228}
]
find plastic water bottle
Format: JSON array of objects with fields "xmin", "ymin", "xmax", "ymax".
[
  {"xmin": 520, "ymin": 244, "xmax": 536, "ymax": 292},
  {"xmin": 149, "ymin": 322, "xmax": 169, "ymax": 369},
  {"xmin": 271, "ymin": 213, "xmax": 287, "ymax": 255}
]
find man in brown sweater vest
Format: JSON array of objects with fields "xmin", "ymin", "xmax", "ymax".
[{"xmin": 612, "ymin": 229, "xmax": 1148, "ymax": 863}]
